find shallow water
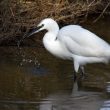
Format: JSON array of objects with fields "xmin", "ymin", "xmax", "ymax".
[{"xmin": 0, "ymin": 16, "xmax": 110, "ymax": 110}]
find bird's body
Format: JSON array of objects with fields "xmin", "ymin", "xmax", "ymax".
[{"xmin": 22, "ymin": 18, "xmax": 110, "ymax": 73}]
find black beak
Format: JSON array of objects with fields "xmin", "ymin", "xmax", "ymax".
[{"xmin": 17, "ymin": 24, "xmax": 44, "ymax": 47}]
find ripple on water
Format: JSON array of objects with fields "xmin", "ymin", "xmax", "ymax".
[{"xmin": 39, "ymin": 89, "xmax": 103, "ymax": 110}]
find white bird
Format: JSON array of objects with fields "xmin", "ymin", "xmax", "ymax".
[{"xmin": 19, "ymin": 18, "xmax": 110, "ymax": 80}]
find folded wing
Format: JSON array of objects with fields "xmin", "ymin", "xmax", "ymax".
[{"xmin": 58, "ymin": 25, "xmax": 110, "ymax": 57}]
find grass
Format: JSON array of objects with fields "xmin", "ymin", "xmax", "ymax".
[{"xmin": 0, "ymin": 0, "xmax": 110, "ymax": 45}]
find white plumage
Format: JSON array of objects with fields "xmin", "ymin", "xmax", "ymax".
[{"xmin": 25, "ymin": 18, "xmax": 110, "ymax": 73}]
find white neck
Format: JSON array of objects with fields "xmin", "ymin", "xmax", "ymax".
[{"xmin": 42, "ymin": 25, "xmax": 61, "ymax": 58}]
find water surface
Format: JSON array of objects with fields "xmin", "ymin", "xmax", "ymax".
[{"xmin": 0, "ymin": 16, "xmax": 110, "ymax": 110}]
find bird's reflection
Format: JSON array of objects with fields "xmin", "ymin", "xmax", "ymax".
[{"xmin": 39, "ymin": 81, "xmax": 103, "ymax": 110}]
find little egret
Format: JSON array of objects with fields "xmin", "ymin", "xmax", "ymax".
[{"xmin": 19, "ymin": 18, "xmax": 110, "ymax": 81}]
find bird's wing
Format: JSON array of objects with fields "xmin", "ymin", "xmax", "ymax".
[{"xmin": 58, "ymin": 25, "xmax": 110, "ymax": 57}]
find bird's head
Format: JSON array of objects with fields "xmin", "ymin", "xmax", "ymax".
[
  {"xmin": 37, "ymin": 18, "xmax": 58, "ymax": 32},
  {"xmin": 17, "ymin": 18, "xmax": 59, "ymax": 47}
]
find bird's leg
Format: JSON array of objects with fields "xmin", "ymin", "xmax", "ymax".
[
  {"xmin": 72, "ymin": 66, "xmax": 85, "ymax": 82},
  {"xmin": 73, "ymin": 68, "xmax": 83, "ymax": 90},
  {"xmin": 74, "ymin": 66, "xmax": 85, "ymax": 90},
  {"xmin": 80, "ymin": 66, "xmax": 85, "ymax": 77},
  {"xmin": 73, "ymin": 70, "xmax": 77, "ymax": 82},
  {"xmin": 73, "ymin": 60, "xmax": 79, "ymax": 82},
  {"xmin": 79, "ymin": 66, "xmax": 85, "ymax": 79}
]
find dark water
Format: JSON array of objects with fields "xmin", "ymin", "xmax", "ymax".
[{"xmin": 0, "ymin": 16, "xmax": 110, "ymax": 110}]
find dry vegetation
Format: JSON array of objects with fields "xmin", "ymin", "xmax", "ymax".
[{"xmin": 0, "ymin": 0, "xmax": 110, "ymax": 45}]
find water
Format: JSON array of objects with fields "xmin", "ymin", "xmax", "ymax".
[{"xmin": 0, "ymin": 16, "xmax": 110, "ymax": 110}]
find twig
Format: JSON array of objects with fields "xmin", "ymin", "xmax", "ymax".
[{"xmin": 93, "ymin": 2, "xmax": 110, "ymax": 23}]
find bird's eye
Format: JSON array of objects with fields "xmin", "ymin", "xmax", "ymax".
[
  {"xmin": 38, "ymin": 24, "xmax": 44, "ymax": 29},
  {"xmin": 41, "ymin": 24, "xmax": 44, "ymax": 27}
]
